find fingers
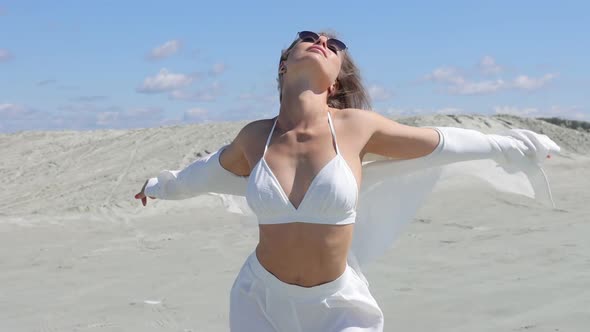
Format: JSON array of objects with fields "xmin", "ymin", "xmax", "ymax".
[{"xmin": 135, "ymin": 191, "xmax": 149, "ymax": 206}]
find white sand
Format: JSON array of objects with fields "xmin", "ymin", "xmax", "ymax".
[{"xmin": 1, "ymin": 114, "xmax": 588, "ymax": 331}]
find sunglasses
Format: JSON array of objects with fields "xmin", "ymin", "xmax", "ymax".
[{"xmin": 297, "ymin": 31, "xmax": 347, "ymax": 54}]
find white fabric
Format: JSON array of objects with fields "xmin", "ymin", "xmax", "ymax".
[
  {"xmin": 144, "ymin": 126, "xmax": 561, "ymax": 286},
  {"xmin": 230, "ymin": 252, "xmax": 384, "ymax": 332},
  {"xmin": 246, "ymin": 112, "xmax": 358, "ymax": 225}
]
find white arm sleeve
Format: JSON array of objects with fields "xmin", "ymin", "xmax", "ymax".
[
  {"xmin": 425, "ymin": 127, "xmax": 561, "ymax": 170},
  {"xmin": 144, "ymin": 145, "xmax": 248, "ymax": 200}
]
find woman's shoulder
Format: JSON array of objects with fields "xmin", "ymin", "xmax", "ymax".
[
  {"xmin": 236, "ymin": 117, "xmax": 277, "ymax": 148},
  {"xmin": 242, "ymin": 117, "xmax": 276, "ymax": 136},
  {"xmin": 331, "ymin": 107, "xmax": 378, "ymax": 128},
  {"xmin": 332, "ymin": 107, "xmax": 373, "ymax": 119}
]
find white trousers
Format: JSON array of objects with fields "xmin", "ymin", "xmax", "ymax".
[{"xmin": 229, "ymin": 252, "xmax": 384, "ymax": 332}]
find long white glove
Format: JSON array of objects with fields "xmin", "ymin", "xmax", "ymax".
[
  {"xmin": 425, "ymin": 127, "xmax": 561, "ymax": 171},
  {"xmin": 144, "ymin": 145, "xmax": 247, "ymax": 200}
]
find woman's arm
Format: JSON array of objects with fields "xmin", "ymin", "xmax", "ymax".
[
  {"xmin": 141, "ymin": 124, "xmax": 251, "ymax": 200},
  {"xmin": 360, "ymin": 112, "xmax": 441, "ymax": 160},
  {"xmin": 357, "ymin": 111, "xmax": 560, "ymax": 167}
]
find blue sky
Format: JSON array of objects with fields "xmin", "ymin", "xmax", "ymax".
[{"xmin": 1, "ymin": 0, "xmax": 588, "ymax": 133}]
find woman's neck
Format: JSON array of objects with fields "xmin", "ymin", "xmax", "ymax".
[{"xmin": 278, "ymin": 79, "xmax": 329, "ymax": 131}]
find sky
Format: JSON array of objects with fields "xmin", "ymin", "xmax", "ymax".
[{"xmin": 0, "ymin": 0, "xmax": 588, "ymax": 133}]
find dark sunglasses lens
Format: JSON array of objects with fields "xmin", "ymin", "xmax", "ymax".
[
  {"xmin": 329, "ymin": 39, "xmax": 347, "ymax": 51},
  {"xmin": 298, "ymin": 31, "xmax": 319, "ymax": 42}
]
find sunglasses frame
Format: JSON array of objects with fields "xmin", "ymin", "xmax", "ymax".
[{"xmin": 297, "ymin": 31, "xmax": 348, "ymax": 54}]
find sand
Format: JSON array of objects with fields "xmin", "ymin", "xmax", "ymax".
[{"xmin": 1, "ymin": 114, "xmax": 588, "ymax": 331}]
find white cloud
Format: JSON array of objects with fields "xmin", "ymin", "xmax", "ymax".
[
  {"xmin": 147, "ymin": 40, "xmax": 182, "ymax": 60},
  {"xmin": 170, "ymin": 90, "xmax": 215, "ymax": 102},
  {"xmin": 169, "ymin": 82, "xmax": 222, "ymax": 101},
  {"xmin": 425, "ymin": 66, "xmax": 505, "ymax": 95},
  {"xmin": 479, "ymin": 56, "xmax": 502, "ymax": 75},
  {"xmin": 0, "ymin": 103, "xmax": 32, "ymax": 118},
  {"xmin": 425, "ymin": 58, "xmax": 557, "ymax": 95},
  {"xmin": 183, "ymin": 108, "xmax": 208, "ymax": 122},
  {"xmin": 37, "ymin": 79, "xmax": 57, "ymax": 86},
  {"xmin": 137, "ymin": 68, "xmax": 194, "ymax": 94},
  {"xmin": 449, "ymin": 79, "xmax": 506, "ymax": 95},
  {"xmin": 237, "ymin": 92, "xmax": 278, "ymax": 105},
  {"xmin": 0, "ymin": 102, "xmax": 170, "ymax": 132},
  {"xmin": 425, "ymin": 67, "xmax": 465, "ymax": 85},
  {"xmin": 493, "ymin": 106, "xmax": 539, "ymax": 116},
  {"xmin": 94, "ymin": 107, "xmax": 163, "ymax": 127},
  {"xmin": 368, "ymin": 84, "xmax": 395, "ymax": 102},
  {"xmin": 436, "ymin": 107, "xmax": 464, "ymax": 115},
  {"xmin": 209, "ymin": 62, "xmax": 226, "ymax": 76},
  {"xmin": 493, "ymin": 105, "xmax": 587, "ymax": 120},
  {"xmin": 96, "ymin": 112, "xmax": 119, "ymax": 125},
  {"xmin": 125, "ymin": 107, "xmax": 162, "ymax": 118},
  {"xmin": 0, "ymin": 49, "xmax": 13, "ymax": 62},
  {"xmin": 536, "ymin": 105, "xmax": 588, "ymax": 120},
  {"xmin": 511, "ymin": 74, "xmax": 557, "ymax": 90},
  {"xmin": 71, "ymin": 95, "xmax": 108, "ymax": 102},
  {"xmin": 380, "ymin": 107, "xmax": 464, "ymax": 117},
  {"xmin": 0, "ymin": 103, "xmax": 55, "ymax": 133}
]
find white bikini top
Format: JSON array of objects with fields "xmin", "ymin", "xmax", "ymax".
[{"xmin": 246, "ymin": 112, "xmax": 358, "ymax": 225}]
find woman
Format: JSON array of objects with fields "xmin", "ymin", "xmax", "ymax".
[{"xmin": 135, "ymin": 31, "xmax": 560, "ymax": 331}]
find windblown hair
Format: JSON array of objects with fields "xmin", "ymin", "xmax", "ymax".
[{"xmin": 277, "ymin": 31, "xmax": 372, "ymax": 110}]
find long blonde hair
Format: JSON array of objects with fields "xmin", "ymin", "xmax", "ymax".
[{"xmin": 277, "ymin": 31, "xmax": 372, "ymax": 110}]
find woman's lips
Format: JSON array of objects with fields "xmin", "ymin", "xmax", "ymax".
[{"xmin": 308, "ymin": 46, "xmax": 327, "ymax": 57}]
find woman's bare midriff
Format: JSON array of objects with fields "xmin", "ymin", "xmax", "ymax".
[{"xmin": 256, "ymin": 222, "xmax": 354, "ymax": 287}]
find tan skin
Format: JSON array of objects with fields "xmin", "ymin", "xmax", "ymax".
[{"xmin": 135, "ymin": 35, "xmax": 441, "ymax": 287}]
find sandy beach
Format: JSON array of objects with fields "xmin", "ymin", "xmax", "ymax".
[{"xmin": 1, "ymin": 114, "xmax": 588, "ymax": 331}]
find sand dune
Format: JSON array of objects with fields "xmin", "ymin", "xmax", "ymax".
[{"xmin": 1, "ymin": 114, "xmax": 588, "ymax": 331}]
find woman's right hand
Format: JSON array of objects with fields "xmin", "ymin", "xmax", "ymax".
[{"xmin": 135, "ymin": 180, "xmax": 156, "ymax": 206}]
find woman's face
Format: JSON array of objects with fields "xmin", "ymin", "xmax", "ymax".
[{"xmin": 282, "ymin": 34, "xmax": 343, "ymax": 89}]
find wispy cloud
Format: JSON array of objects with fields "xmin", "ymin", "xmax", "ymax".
[
  {"xmin": 53, "ymin": 104, "xmax": 165, "ymax": 130},
  {"xmin": 95, "ymin": 107, "xmax": 164, "ymax": 127},
  {"xmin": 435, "ymin": 107, "xmax": 464, "ymax": 115},
  {"xmin": 70, "ymin": 95, "xmax": 109, "ymax": 102},
  {"xmin": 96, "ymin": 111, "xmax": 119, "ymax": 126},
  {"xmin": 494, "ymin": 105, "xmax": 587, "ymax": 120},
  {"xmin": 425, "ymin": 66, "xmax": 466, "ymax": 85},
  {"xmin": 146, "ymin": 40, "xmax": 182, "ymax": 60},
  {"xmin": 136, "ymin": 68, "xmax": 195, "ymax": 94},
  {"xmin": 512, "ymin": 74, "xmax": 557, "ymax": 90},
  {"xmin": 380, "ymin": 107, "xmax": 465, "ymax": 117},
  {"xmin": 209, "ymin": 62, "xmax": 227, "ymax": 76},
  {"xmin": 183, "ymin": 107, "xmax": 208, "ymax": 122},
  {"xmin": 368, "ymin": 84, "xmax": 395, "ymax": 102},
  {"xmin": 0, "ymin": 6, "xmax": 6, "ymax": 16},
  {"xmin": 425, "ymin": 56, "xmax": 557, "ymax": 95},
  {"xmin": 493, "ymin": 106, "xmax": 539, "ymax": 116},
  {"xmin": 479, "ymin": 55, "xmax": 503, "ymax": 75},
  {"xmin": 0, "ymin": 49, "xmax": 13, "ymax": 62},
  {"xmin": 448, "ymin": 79, "xmax": 506, "ymax": 95},
  {"xmin": 57, "ymin": 85, "xmax": 80, "ymax": 91},
  {"xmin": 0, "ymin": 103, "xmax": 34, "ymax": 118},
  {"xmin": 37, "ymin": 79, "xmax": 57, "ymax": 86},
  {"xmin": 0, "ymin": 103, "xmax": 53, "ymax": 133},
  {"xmin": 169, "ymin": 82, "xmax": 223, "ymax": 102},
  {"xmin": 237, "ymin": 92, "xmax": 277, "ymax": 105}
]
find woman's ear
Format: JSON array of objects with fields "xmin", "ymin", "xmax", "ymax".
[
  {"xmin": 278, "ymin": 61, "xmax": 287, "ymax": 74},
  {"xmin": 329, "ymin": 81, "xmax": 339, "ymax": 96}
]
